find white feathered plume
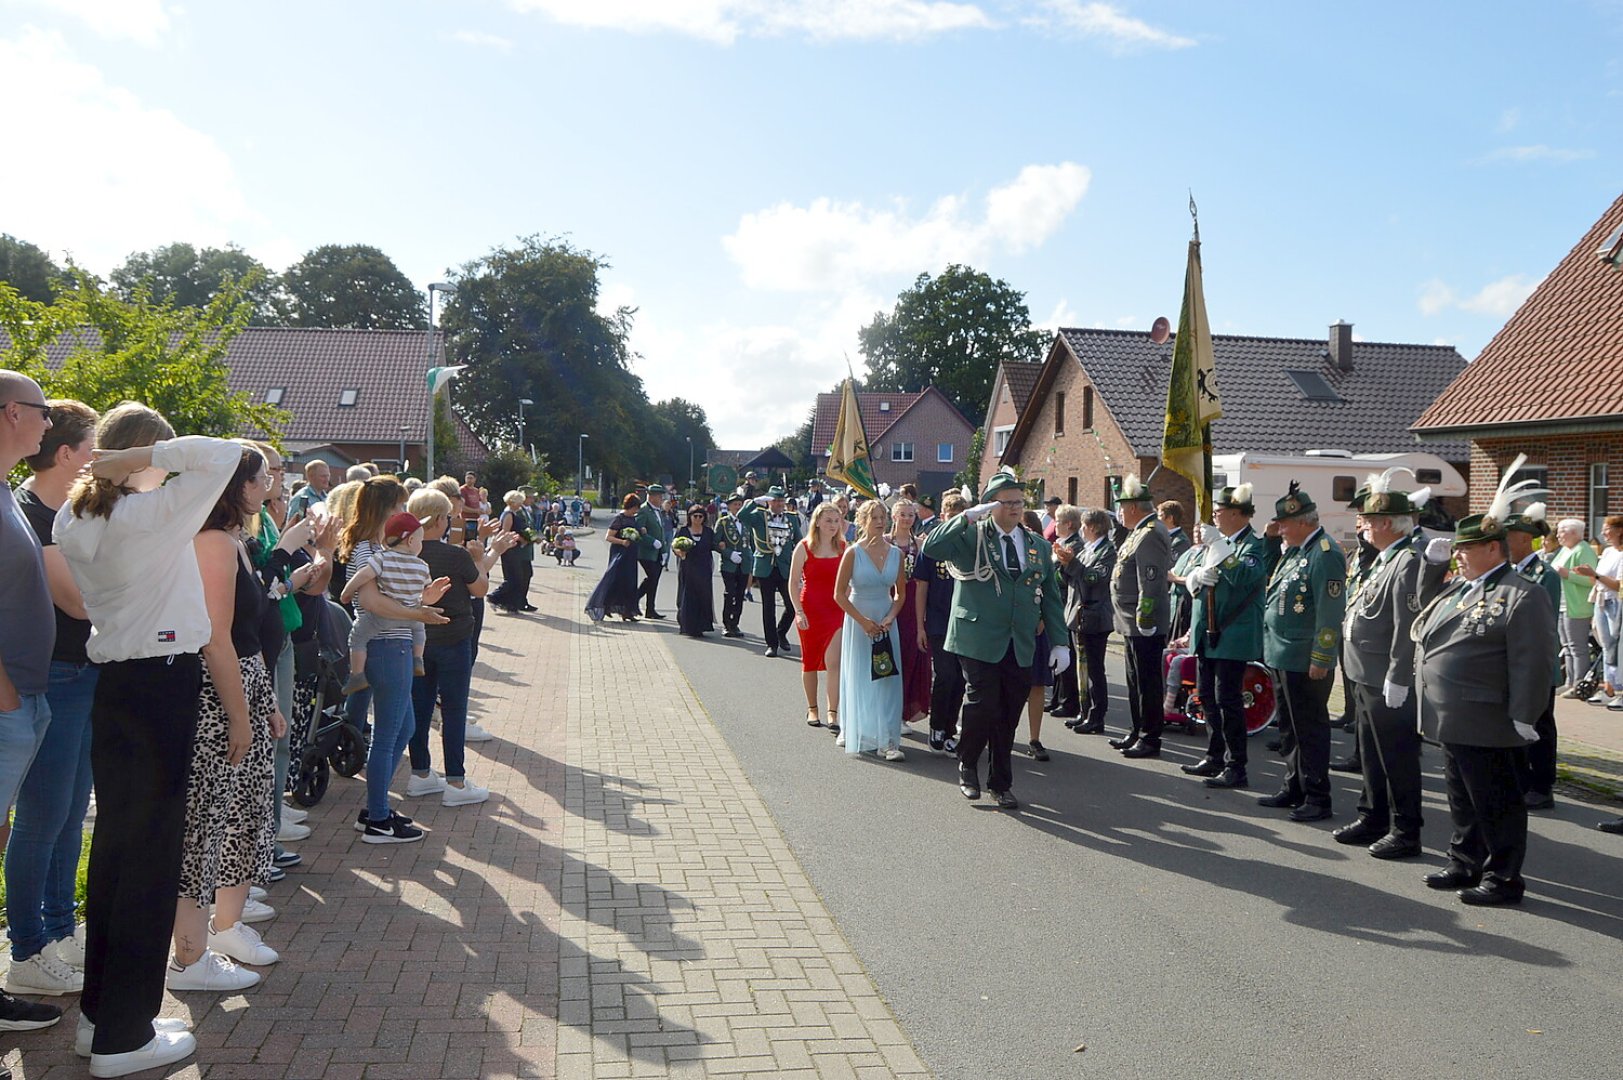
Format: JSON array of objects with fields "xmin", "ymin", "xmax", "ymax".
[
  {"xmin": 1483, "ymin": 453, "xmax": 1550, "ymax": 531},
  {"xmin": 1119, "ymin": 474, "xmax": 1145, "ymax": 499},
  {"xmin": 1520, "ymin": 501, "xmax": 1548, "ymax": 526},
  {"xmin": 1410, "ymin": 487, "xmax": 1433, "ymax": 509},
  {"xmin": 1364, "ymin": 465, "xmax": 1414, "ymax": 495},
  {"xmin": 1232, "ymin": 482, "xmax": 1253, "ymax": 506}
]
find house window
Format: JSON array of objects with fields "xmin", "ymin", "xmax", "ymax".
[
  {"xmin": 891, "ymin": 442, "xmax": 914, "ymax": 463},
  {"xmin": 937, "ymin": 442, "xmax": 953, "ymax": 463},
  {"xmin": 1082, "ymin": 386, "xmax": 1094, "ymax": 430},
  {"xmin": 1104, "ymin": 475, "xmax": 1121, "ymax": 509},
  {"xmin": 1054, "ymin": 391, "xmax": 1066, "ymax": 435},
  {"xmin": 993, "ymin": 426, "xmax": 1014, "ymax": 456},
  {"xmin": 1332, "ymin": 475, "xmax": 1358, "ymax": 503},
  {"xmin": 1067, "ymin": 476, "xmax": 1078, "ymax": 505},
  {"xmin": 265, "ymin": 387, "xmax": 286, "ymax": 406},
  {"xmin": 338, "ymin": 389, "xmax": 360, "ymax": 407},
  {"xmin": 1591, "ymin": 463, "xmax": 1610, "ymax": 541}
]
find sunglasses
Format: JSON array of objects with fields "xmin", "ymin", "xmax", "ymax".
[{"xmin": 4, "ymin": 401, "xmax": 51, "ymax": 418}]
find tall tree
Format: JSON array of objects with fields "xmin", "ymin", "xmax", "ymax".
[
  {"xmin": 109, "ymin": 242, "xmax": 283, "ymax": 324},
  {"xmin": 282, "ymin": 244, "xmax": 427, "ymax": 329},
  {"xmin": 647, "ymin": 397, "xmax": 717, "ymax": 494},
  {"xmin": 858, "ymin": 264, "xmax": 1046, "ymax": 427},
  {"xmin": 0, "ymin": 234, "xmax": 65, "ymax": 303}
]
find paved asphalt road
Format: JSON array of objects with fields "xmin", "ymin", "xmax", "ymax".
[{"xmin": 658, "ymin": 578, "xmax": 1623, "ymax": 1080}]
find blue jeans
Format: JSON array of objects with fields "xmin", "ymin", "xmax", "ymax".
[
  {"xmin": 0, "ymin": 690, "xmax": 53, "ymax": 819},
  {"xmin": 409, "ymin": 637, "xmax": 472, "ymax": 781},
  {"xmin": 363, "ymin": 639, "xmax": 415, "ymax": 822},
  {"xmin": 6, "ymin": 664, "xmax": 92, "ymax": 960}
]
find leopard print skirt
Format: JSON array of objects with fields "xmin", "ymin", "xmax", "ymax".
[{"xmin": 177, "ymin": 653, "xmax": 278, "ymax": 905}]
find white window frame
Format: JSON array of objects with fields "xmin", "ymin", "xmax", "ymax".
[
  {"xmin": 338, "ymin": 388, "xmax": 360, "ymax": 407},
  {"xmin": 1591, "ymin": 462, "xmax": 1610, "ymax": 542},
  {"xmin": 993, "ymin": 425, "xmax": 1014, "ymax": 456},
  {"xmin": 265, "ymin": 387, "xmax": 286, "ymax": 405},
  {"xmin": 937, "ymin": 442, "xmax": 954, "ymax": 463},
  {"xmin": 891, "ymin": 441, "xmax": 914, "ymax": 463}
]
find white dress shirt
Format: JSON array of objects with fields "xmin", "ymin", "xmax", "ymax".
[{"xmin": 993, "ymin": 522, "xmax": 1027, "ymax": 573}]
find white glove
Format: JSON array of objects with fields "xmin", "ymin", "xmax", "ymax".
[
  {"xmin": 964, "ymin": 501, "xmax": 999, "ymax": 523},
  {"xmin": 753, "ymin": 495, "xmax": 772, "ymax": 506},
  {"xmin": 653, "ymin": 539, "xmax": 663, "ymax": 550},
  {"xmin": 1196, "ymin": 524, "xmax": 1219, "ymax": 545},
  {"xmin": 730, "ymin": 551, "xmax": 743, "ymax": 565},
  {"xmin": 1424, "ymin": 537, "xmax": 1452, "ymax": 564},
  {"xmin": 1382, "ymin": 679, "xmax": 1409, "ymax": 709},
  {"xmin": 1189, "ymin": 566, "xmax": 1219, "ymax": 589},
  {"xmin": 1185, "ymin": 576, "xmax": 1205, "ymax": 598},
  {"xmin": 1048, "ymin": 646, "xmax": 1071, "ymax": 675},
  {"xmin": 1513, "ymin": 721, "xmax": 1538, "ymax": 742}
]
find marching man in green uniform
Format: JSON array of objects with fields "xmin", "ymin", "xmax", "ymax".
[
  {"xmin": 737, "ymin": 486, "xmax": 804, "ymax": 657},
  {"xmin": 921, "ymin": 470, "xmax": 1068, "ymax": 810},
  {"xmin": 634, "ymin": 484, "xmax": 669, "ymax": 619},
  {"xmin": 1182, "ymin": 483, "xmax": 1269, "ymax": 790},
  {"xmin": 715, "ymin": 492, "xmax": 749, "ymax": 638},
  {"xmin": 1257, "ymin": 481, "xmax": 1346, "ymax": 822}
]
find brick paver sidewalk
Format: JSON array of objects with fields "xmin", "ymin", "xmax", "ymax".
[{"xmin": 7, "ymin": 557, "xmax": 927, "ymax": 1079}]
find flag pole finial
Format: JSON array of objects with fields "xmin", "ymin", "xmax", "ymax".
[{"xmin": 1188, "ymin": 191, "xmax": 1199, "ymax": 244}]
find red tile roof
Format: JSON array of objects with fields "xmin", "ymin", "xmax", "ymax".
[
  {"xmin": 1413, "ymin": 192, "xmax": 1623, "ymax": 433},
  {"xmin": 811, "ymin": 390, "xmax": 923, "ymax": 456}
]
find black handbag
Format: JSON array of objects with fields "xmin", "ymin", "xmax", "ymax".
[{"xmin": 870, "ymin": 632, "xmax": 898, "ymax": 680}]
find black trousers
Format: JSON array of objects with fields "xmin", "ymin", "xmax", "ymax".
[
  {"xmin": 1079, "ymin": 631, "xmax": 1112, "ymax": 727},
  {"xmin": 1443, "ymin": 741, "xmax": 1527, "ymax": 885},
  {"xmin": 1518, "ymin": 687, "xmax": 1559, "ymax": 795},
  {"xmin": 637, "ymin": 558, "xmax": 663, "ymax": 615},
  {"xmin": 1337, "ymin": 668, "xmax": 1361, "ymax": 766},
  {"xmin": 926, "ymin": 633, "xmax": 965, "ymax": 735},
  {"xmin": 1351, "ymin": 679, "xmax": 1424, "ymax": 839},
  {"xmin": 1123, "ymin": 632, "xmax": 1166, "ymax": 743},
  {"xmin": 1199, "ymin": 655, "xmax": 1248, "ymax": 767},
  {"xmin": 1274, "ymin": 667, "xmax": 1333, "ymax": 807},
  {"xmin": 721, "ymin": 571, "xmax": 747, "ymax": 632},
  {"xmin": 82, "ymin": 654, "xmax": 203, "ymax": 1055},
  {"xmin": 958, "ymin": 644, "xmax": 1026, "ymax": 794},
  {"xmin": 1047, "ymin": 628, "xmax": 1080, "ymax": 713},
  {"xmin": 757, "ymin": 569, "xmax": 795, "ymax": 648}
]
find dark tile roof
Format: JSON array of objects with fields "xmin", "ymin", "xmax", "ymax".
[
  {"xmin": 1003, "ymin": 360, "xmax": 1043, "ymax": 414},
  {"xmin": 812, "ymin": 391, "xmax": 923, "ymax": 455},
  {"xmin": 1414, "ymin": 192, "xmax": 1623, "ymax": 434},
  {"xmin": 1050, "ymin": 327, "xmax": 1471, "ymax": 463}
]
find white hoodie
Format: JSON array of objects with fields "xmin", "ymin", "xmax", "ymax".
[{"xmin": 54, "ymin": 437, "xmax": 241, "ymax": 663}]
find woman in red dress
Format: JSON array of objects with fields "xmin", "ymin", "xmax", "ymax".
[
  {"xmin": 888, "ymin": 500, "xmax": 932, "ymax": 727},
  {"xmin": 791, "ymin": 502, "xmax": 848, "ymax": 732}
]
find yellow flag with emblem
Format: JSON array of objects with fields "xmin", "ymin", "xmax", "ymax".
[
  {"xmin": 1161, "ymin": 237, "xmax": 1222, "ymax": 524},
  {"xmin": 825, "ymin": 377, "xmax": 878, "ymax": 498}
]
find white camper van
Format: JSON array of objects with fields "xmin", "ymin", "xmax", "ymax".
[{"xmin": 1209, "ymin": 450, "xmax": 1466, "ymax": 544}]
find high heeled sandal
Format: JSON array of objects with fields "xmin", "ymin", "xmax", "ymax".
[
  {"xmin": 806, "ymin": 707, "xmax": 822, "ymax": 727},
  {"xmin": 825, "ymin": 709, "xmax": 839, "ymax": 735}
]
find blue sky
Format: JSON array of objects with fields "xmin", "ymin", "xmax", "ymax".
[{"xmin": 3, "ymin": 0, "xmax": 1619, "ymax": 448}]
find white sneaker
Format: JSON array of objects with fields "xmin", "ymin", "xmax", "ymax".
[
  {"xmin": 834, "ymin": 733, "xmax": 846, "ymax": 747},
  {"xmin": 89, "ymin": 1030, "xmax": 197, "ymax": 1078},
  {"xmin": 7, "ymin": 950, "xmax": 83, "ymax": 995},
  {"xmin": 240, "ymin": 898, "xmax": 277, "ymax": 924},
  {"xmin": 76, "ymin": 1014, "xmax": 190, "ymax": 1058},
  {"xmin": 275, "ymin": 821, "xmax": 312, "ymax": 843},
  {"xmin": 463, "ymin": 722, "xmax": 494, "ymax": 743},
  {"xmin": 165, "ymin": 950, "xmax": 261, "ymax": 992},
  {"xmin": 442, "ymin": 781, "xmax": 489, "ymax": 807},
  {"xmin": 883, "ymin": 747, "xmax": 906, "ymax": 762},
  {"xmin": 405, "ymin": 770, "xmax": 447, "ymax": 796},
  {"xmin": 208, "ymin": 920, "xmax": 279, "ymax": 966},
  {"xmin": 48, "ymin": 925, "xmax": 87, "ymax": 970},
  {"xmin": 281, "ymin": 804, "xmax": 309, "ymax": 824},
  {"xmin": 249, "ymin": 885, "xmax": 268, "ymax": 903}
]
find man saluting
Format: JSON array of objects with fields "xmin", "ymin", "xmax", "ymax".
[{"xmin": 922, "ymin": 470, "xmax": 1068, "ymax": 810}]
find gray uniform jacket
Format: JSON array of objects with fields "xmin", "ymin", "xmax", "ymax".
[
  {"xmin": 1341, "ymin": 541, "xmax": 1427, "ymax": 689},
  {"xmin": 1412, "ymin": 563, "xmax": 1558, "ymax": 747},
  {"xmin": 1062, "ymin": 535, "xmax": 1116, "ymax": 635},
  {"xmin": 1111, "ymin": 516, "xmax": 1171, "ymax": 637}
]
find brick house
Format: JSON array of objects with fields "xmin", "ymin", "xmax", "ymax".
[
  {"xmin": 811, "ymin": 386, "xmax": 976, "ymax": 497},
  {"xmin": 990, "ymin": 325, "xmax": 1471, "ymax": 516},
  {"xmin": 982, "ymin": 359, "xmax": 1043, "ymax": 469},
  {"xmin": 1413, "ymin": 193, "xmax": 1623, "ymax": 539}
]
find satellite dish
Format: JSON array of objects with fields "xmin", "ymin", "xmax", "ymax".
[{"xmin": 1149, "ymin": 316, "xmax": 1172, "ymax": 345}]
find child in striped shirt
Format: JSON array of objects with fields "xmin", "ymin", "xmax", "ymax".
[{"xmin": 341, "ymin": 512, "xmax": 429, "ymax": 693}]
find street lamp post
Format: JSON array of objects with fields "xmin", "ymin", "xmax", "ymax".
[
  {"xmin": 686, "ymin": 436, "xmax": 694, "ymax": 495},
  {"xmin": 577, "ymin": 433, "xmax": 588, "ymax": 496},
  {"xmin": 424, "ymin": 281, "xmax": 456, "ymax": 478},
  {"xmin": 518, "ymin": 398, "xmax": 534, "ymax": 460},
  {"xmin": 398, "ymin": 424, "xmax": 409, "ymax": 473}
]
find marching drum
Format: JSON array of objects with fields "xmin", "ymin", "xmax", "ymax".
[{"xmin": 1161, "ymin": 649, "xmax": 1277, "ymax": 735}]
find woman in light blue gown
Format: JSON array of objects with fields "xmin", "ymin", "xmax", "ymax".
[{"xmin": 835, "ymin": 499, "xmax": 908, "ymax": 760}]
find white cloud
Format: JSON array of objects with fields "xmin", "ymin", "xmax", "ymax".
[
  {"xmin": 505, "ymin": 0, "xmax": 991, "ymax": 44},
  {"xmin": 3, "ymin": 0, "xmax": 173, "ymax": 44},
  {"xmin": 1029, "ymin": 1, "xmax": 1194, "ymax": 50},
  {"xmin": 450, "ymin": 29, "xmax": 515, "ymax": 51},
  {"xmin": 0, "ymin": 28, "xmax": 258, "ymax": 273},
  {"xmin": 1417, "ymin": 274, "xmax": 1537, "ymax": 319},
  {"xmin": 723, "ymin": 162, "xmax": 1090, "ymax": 292},
  {"xmin": 1035, "ymin": 298, "xmax": 1080, "ymax": 331},
  {"xmin": 1476, "ymin": 144, "xmax": 1595, "ymax": 164}
]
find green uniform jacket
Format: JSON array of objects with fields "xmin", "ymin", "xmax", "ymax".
[
  {"xmin": 735, "ymin": 501, "xmax": 802, "ymax": 579},
  {"xmin": 1262, "ymin": 528, "xmax": 1347, "ymax": 673},
  {"xmin": 920, "ymin": 512, "xmax": 1065, "ymax": 667},
  {"xmin": 634, "ymin": 502, "xmax": 667, "ymax": 562},
  {"xmin": 1190, "ymin": 525, "xmax": 1269, "ymax": 662},
  {"xmin": 1517, "ymin": 552, "xmax": 1564, "ymax": 687},
  {"xmin": 715, "ymin": 512, "xmax": 747, "ymax": 575}
]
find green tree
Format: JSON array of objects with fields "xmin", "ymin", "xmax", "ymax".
[
  {"xmin": 858, "ymin": 264, "xmax": 1046, "ymax": 427},
  {"xmin": 0, "ymin": 234, "xmax": 65, "ymax": 303},
  {"xmin": 0, "ymin": 270, "xmax": 288, "ymax": 440},
  {"xmin": 770, "ymin": 406, "xmax": 817, "ymax": 476},
  {"xmin": 282, "ymin": 244, "xmax": 427, "ymax": 329},
  {"xmin": 648, "ymin": 397, "xmax": 717, "ymax": 493},
  {"xmin": 441, "ymin": 236, "xmax": 654, "ymax": 496},
  {"xmin": 110, "ymin": 242, "xmax": 284, "ymax": 324},
  {"xmin": 954, "ymin": 428, "xmax": 984, "ymax": 493}
]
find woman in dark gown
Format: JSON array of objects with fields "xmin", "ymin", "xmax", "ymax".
[
  {"xmin": 674, "ymin": 505, "xmax": 717, "ymax": 638},
  {"xmin": 585, "ymin": 493, "xmax": 643, "ymax": 623}
]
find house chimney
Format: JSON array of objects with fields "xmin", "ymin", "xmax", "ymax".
[{"xmin": 1328, "ymin": 321, "xmax": 1354, "ymax": 372}]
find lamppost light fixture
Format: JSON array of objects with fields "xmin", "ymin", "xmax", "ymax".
[{"xmin": 428, "ymin": 281, "xmax": 456, "ymax": 293}]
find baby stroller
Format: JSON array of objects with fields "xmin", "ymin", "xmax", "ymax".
[
  {"xmin": 1572, "ymin": 634, "xmax": 1607, "ymax": 702},
  {"xmin": 286, "ymin": 636, "xmax": 369, "ymax": 808}
]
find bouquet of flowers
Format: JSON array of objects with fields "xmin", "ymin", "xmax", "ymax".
[
  {"xmin": 673, "ymin": 535, "xmax": 695, "ymax": 553},
  {"xmin": 520, "ymin": 527, "xmax": 539, "ymax": 545},
  {"xmin": 620, "ymin": 527, "xmax": 640, "ymax": 543}
]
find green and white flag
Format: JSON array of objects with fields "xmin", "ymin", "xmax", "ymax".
[{"xmin": 427, "ymin": 365, "xmax": 467, "ymax": 396}]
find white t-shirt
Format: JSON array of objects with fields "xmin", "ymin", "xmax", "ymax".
[{"xmin": 1593, "ymin": 546, "xmax": 1623, "ymax": 602}]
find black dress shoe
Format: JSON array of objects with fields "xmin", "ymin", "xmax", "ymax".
[
  {"xmin": 1181, "ymin": 757, "xmax": 1223, "ymax": 777},
  {"xmin": 1108, "ymin": 735, "xmax": 1137, "ymax": 750},
  {"xmin": 1049, "ymin": 707, "xmax": 1079, "ymax": 719},
  {"xmin": 1063, "ymin": 718, "xmax": 1083, "ymax": 730},
  {"xmin": 1122, "ymin": 741, "xmax": 1161, "ymax": 759},
  {"xmin": 646, "ymin": 611, "xmax": 666, "ymax": 620},
  {"xmin": 1076, "ymin": 721, "xmax": 1105, "ymax": 734},
  {"xmin": 1028, "ymin": 741, "xmax": 1050, "ymax": 762},
  {"xmin": 1459, "ymin": 880, "xmax": 1524, "ymax": 906},
  {"xmin": 1288, "ymin": 803, "xmax": 1334, "ymax": 822},
  {"xmin": 1257, "ymin": 789, "xmax": 1304, "ymax": 808},
  {"xmin": 1203, "ymin": 767, "xmax": 1249, "ymax": 789},
  {"xmin": 960, "ymin": 774, "xmax": 982, "ymax": 800},
  {"xmin": 723, "ymin": 629, "xmax": 743, "ymax": 638},
  {"xmin": 1598, "ymin": 817, "xmax": 1623, "ymax": 834},
  {"xmin": 779, "ymin": 641, "xmax": 795, "ymax": 655},
  {"xmin": 1424, "ymin": 865, "xmax": 1482, "ymax": 890},
  {"xmin": 1332, "ymin": 819, "xmax": 1385, "ymax": 845},
  {"xmin": 763, "ymin": 647, "xmax": 778, "ymax": 658},
  {"xmin": 1329, "ymin": 756, "xmax": 1362, "ymax": 774},
  {"xmin": 1368, "ymin": 833, "xmax": 1423, "ymax": 860},
  {"xmin": 993, "ymin": 790, "xmax": 1019, "ymax": 810},
  {"xmin": 1265, "ymin": 737, "xmax": 1283, "ymax": 752},
  {"xmin": 1524, "ymin": 791, "xmax": 1555, "ymax": 810}
]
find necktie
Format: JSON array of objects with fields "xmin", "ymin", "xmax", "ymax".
[{"xmin": 1003, "ymin": 533, "xmax": 1020, "ymax": 574}]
